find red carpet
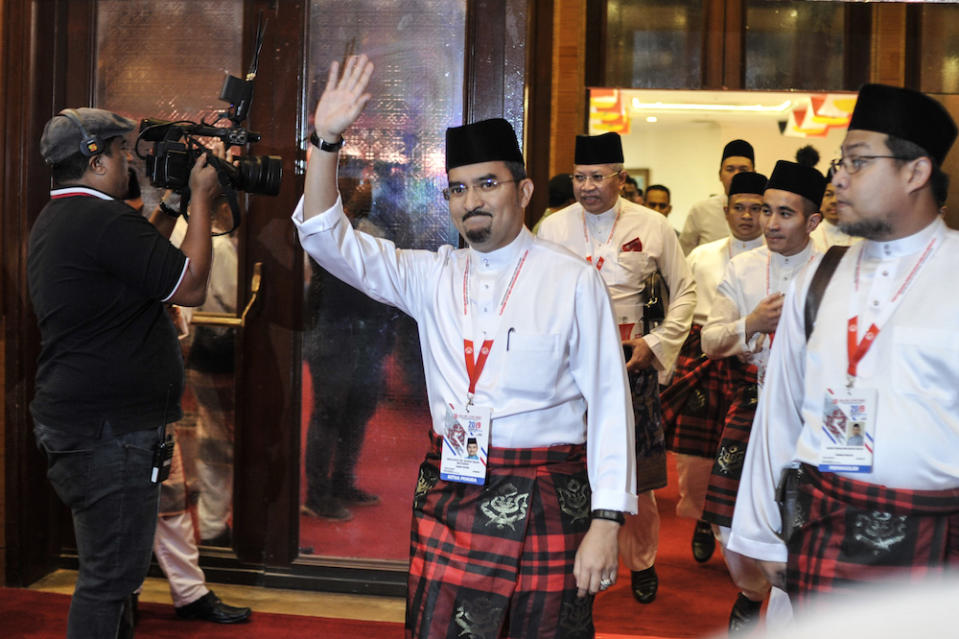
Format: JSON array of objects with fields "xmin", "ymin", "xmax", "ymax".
[
  {"xmin": 299, "ymin": 357, "xmax": 426, "ymax": 560},
  {"xmin": 592, "ymin": 474, "xmax": 740, "ymax": 638},
  {"xmin": 0, "ymin": 589, "xmax": 401, "ymax": 639}
]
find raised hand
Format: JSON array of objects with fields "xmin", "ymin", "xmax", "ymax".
[{"xmin": 313, "ymin": 54, "xmax": 374, "ymax": 142}]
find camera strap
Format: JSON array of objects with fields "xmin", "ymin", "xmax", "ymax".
[
  {"xmin": 178, "ymin": 154, "xmax": 241, "ymax": 236},
  {"xmin": 214, "ymin": 161, "xmax": 242, "ymax": 236}
]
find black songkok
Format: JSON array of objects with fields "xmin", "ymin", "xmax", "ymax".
[
  {"xmin": 445, "ymin": 118, "xmax": 525, "ymax": 171},
  {"xmin": 766, "ymin": 160, "xmax": 826, "ymax": 207},
  {"xmin": 722, "ymin": 139, "xmax": 755, "ymax": 163},
  {"xmin": 728, "ymin": 172, "xmax": 768, "ymax": 197},
  {"xmin": 849, "ymin": 83, "xmax": 957, "ymax": 165},
  {"xmin": 574, "ymin": 132, "xmax": 624, "ymax": 165}
]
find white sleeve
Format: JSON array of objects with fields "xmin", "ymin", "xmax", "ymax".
[
  {"xmin": 646, "ymin": 220, "xmax": 696, "ymax": 374},
  {"xmin": 292, "ymin": 194, "xmax": 438, "ymax": 319},
  {"xmin": 569, "ymin": 267, "xmax": 638, "ymax": 514},
  {"xmin": 727, "ymin": 271, "xmax": 812, "ymax": 562},
  {"xmin": 679, "ymin": 205, "xmax": 701, "ymax": 255},
  {"xmin": 701, "ymin": 262, "xmax": 751, "ymax": 359}
]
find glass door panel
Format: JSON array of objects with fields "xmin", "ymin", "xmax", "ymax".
[{"xmin": 299, "ymin": 0, "xmax": 466, "ymax": 561}]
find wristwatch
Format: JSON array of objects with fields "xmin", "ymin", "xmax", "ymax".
[
  {"xmin": 310, "ymin": 131, "xmax": 345, "ymax": 152},
  {"xmin": 158, "ymin": 201, "xmax": 180, "ymax": 219},
  {"xmin": 591, "ymin": 509, "xmax": 626, "ymax": 525}
]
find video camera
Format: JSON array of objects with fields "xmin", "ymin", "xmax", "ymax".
[{"xmin": 135, "ymin": 17, "xmax": 280, "ymax": 232}]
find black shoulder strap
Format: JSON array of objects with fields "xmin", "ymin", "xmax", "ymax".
[{"xmin": 804, "ymin": 244, "xmax": 849, "ymax": 341}]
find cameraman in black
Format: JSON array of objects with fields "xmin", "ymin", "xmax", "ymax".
[{"xmin": 28, "ymin": 107, "xmax": 220, "ymax": 639}]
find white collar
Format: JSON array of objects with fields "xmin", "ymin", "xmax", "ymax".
[
  {"xmin": 469, "ymin": 227, "xmax": 532, "ymax": 272},
  {"xmin": 584, "ymin": 200, "xmax": 620, "ymax": 225},
  {"xmin": 49, "ymin": 186, "xmax": 113, "ymax": 200},
  {"xmin": 729, "ymin": 235, "xmax": 765, "ymax": 252},
  {"xmin": 771, "ymin": 239, "xmax": 814, "ymax": 267},
  {"xmin": 862, "ymin": 216, "xmax": 945, "ymax": 260}
]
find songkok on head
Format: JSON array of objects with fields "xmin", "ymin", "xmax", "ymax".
[
  {"xmin": 446, "ymin": 118, "xmax": 525, "ymax": 171},
  {"xmin": 40, "ymin": 107, "xmax": 136, "ymax": 165},
  {"xmin": 848, "ymin": 83, "xmax": 957, "ymax": 165},
  {"xmin": 574, "ymin": 132, "xmax": 624, "ymax": 165},
  {"xmin": 766, "ymin": 160, "xmax": 826, "ymax": 206},
  {"xmin": 728, "ymin": 172, "xmax": 768, "ymax": 197},
  {"xmin": 722, "ymin": 139, "xmax": 755, "ymax": 163}
]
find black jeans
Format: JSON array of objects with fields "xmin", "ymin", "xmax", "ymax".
[{"xmin": 35, "ymin": 421, "xmax": 165, "ymax": 639}]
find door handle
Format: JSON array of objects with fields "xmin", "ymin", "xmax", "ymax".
[{"xmin": 190, "ymin": 261, "xmax": 263, "ymax": 328}]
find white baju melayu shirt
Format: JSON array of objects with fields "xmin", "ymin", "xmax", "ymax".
[
  {"xmin": 728, "ymin": 217, "xmax": 959, "ymax": 562},
  {"xmin": 810, "ymin": 220, "xmax": 858, "ymax": 252},
  {"xmin": 293, "ymin": 196, "xmax": 638, "ymax": 514},
  {"xmin": 679, "ymin": 193, "xmax": 729, "ymax": 255},
  {"xmin": 687, "ymin": 235, "xmax": 765, "ymax": 326},
  {"xmin": 536, "ymin": 197, "xmax": 696, "ymax": 384},
  {"xmin": 702, "ymin": 241, "xmax": 819, "ymax": 384}
]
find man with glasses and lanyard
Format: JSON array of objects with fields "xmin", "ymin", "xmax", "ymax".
[
  {"xmin": 293, "ymin": 54, "xmax": 637, "ymax": 639},
  {"xmin": 538, "ymin": 132, "xmax": 695, "ymax": 605},
  {"xmin": 728, "ymin": 84, "xmax": 959, "ymax": 607}
]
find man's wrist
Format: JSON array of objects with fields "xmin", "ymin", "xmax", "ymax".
[
  {"xmin": 590, "ymin": 509, "xmax": 626, "ymax": 525},
  {"xmin": 158, "ymin": 201, "xmax": 180, "ymax": 219},
  {"xmin": 310, "ymin": 131, "xmax": 344, "ymax": 152},
  {"xmin": 159, "ymin": 191, "xmax": 182, "ymax": 218}
]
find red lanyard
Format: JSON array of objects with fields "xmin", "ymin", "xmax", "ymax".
[
  {"xmin": 846, "ymin": 236, "xmax": 937, "ymax": 384},
  {"xmin": 462, "ymin": 249, "xmax": 529, "ymax": 401},
  {"xmin": 582, "ymin": 210, "xmax": 620, "ymax": 271}
]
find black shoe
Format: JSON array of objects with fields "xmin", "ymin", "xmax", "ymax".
[
  {"xmin": 200, "ymin": 527, "xmax": 232, "ymax": 547},
  {"xmin": 630, "ymin": 566, "xmax": 658, "ymax": 604},
  {"xmin": 301, "ymin": 498, "xmax": 352, "ymax": 521},
  {"xmin": 340, "ymin": 486, "xmax": 380, "ymax": 506},
  {"xmin": 728, "ymin": 593, "xmax": 762, "ymax": 633},
  {"xmin": 175, "ymin": 591, "xmax": 252, "ymax": 624},
  {"xmin": 692, "ymin": 519, "xmax": 715, "ymax": 563}
]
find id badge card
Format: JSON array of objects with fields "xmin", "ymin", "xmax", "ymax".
[
  {"xmin": 818, "ymin": 387, "xmax": 876, "ymax": 473},
  {"xmin": 440, "ymin": 404, "xmax": 491, "ymax": 485},
  {"xmin": 614, "ymin": 302, "xmax": 643, "ymax": 341}
]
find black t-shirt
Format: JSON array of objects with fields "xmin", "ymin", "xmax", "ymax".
[{"xmin": 28, "ymin": 189, "xmax": 188, "ymax": 435}]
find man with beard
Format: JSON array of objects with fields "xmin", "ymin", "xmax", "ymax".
[
  {"xmin": 701, "ymin": 160, "xmax": 825, "ymax": 632},
  {"xmin": 538, "ymin": 132, "xmax": 695, "ymax": 605},
  {"xmin": 293, "ymin": 54, "xmax": 636, "ymax": 639},
  {"xmin": 661, "ymin": 171, "xmax": 767, "ymax": 568},
  {"xmin": 729, "ymin": 84, "xmax": 959, "ymax": 609},
  {"xmin": 28, "ymin": 108, "xmax": 219, "ymax": 638}
]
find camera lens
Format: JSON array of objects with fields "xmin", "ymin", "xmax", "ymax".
[{"xmin": 236, "ymin": 155, "xmax": 282, "ymax": 196}]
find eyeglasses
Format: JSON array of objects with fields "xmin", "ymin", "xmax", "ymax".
[
  {"xmin": 730, "ymin": 203, "xmax": 763, "ymax": 215},
  {"xmin": 442, "ymin": 178, "xmax": 516, "ymax": 201},
  {"xmin": 570, "ymin": 171, "xmax": 622, "ymax": 186},
  {"xmin": 646, "ymin": 202, "xmax": 670, "ymax": 212},
  {"xmin": 829, "ymin": 155, "xmax": 911, "ymax": 175}
]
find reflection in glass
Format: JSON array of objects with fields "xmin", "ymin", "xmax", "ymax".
[
  {"xmin": 605, "ymin": 0, "xmax": 704, "ymax": 89},
  {"xmin": 96, "ymin": 0, "xmax": 242, "ymax": 549},
  {"xmin": 745, "ymin": 1, "xmax": 845, "ymax": 90},
  {"xmin": 300, "ymin": 0, "xmax": 465, "ymax": 560},
  {"xmin": 919, "ymin": 4, "xmax": 959, "ymax": 94}
]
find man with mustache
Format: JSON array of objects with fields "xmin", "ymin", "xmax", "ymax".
[
  {"xmin": 293, "ymin": 54, "xmax": 637, "ymax": 638},
  {"xmin": 701, "ymin": 160, "xmax": 826, "ymax": 632},
  {"xmin": 661, "ymin": 171, "xmax": 767, "ymax": 569},
  {"xmin": 537, "ymin": 132, "xmax": 695, "ymax": 605},
  {"xmin": 729, "ymin": 84, "xmax": 959, "ymax": 608}
]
